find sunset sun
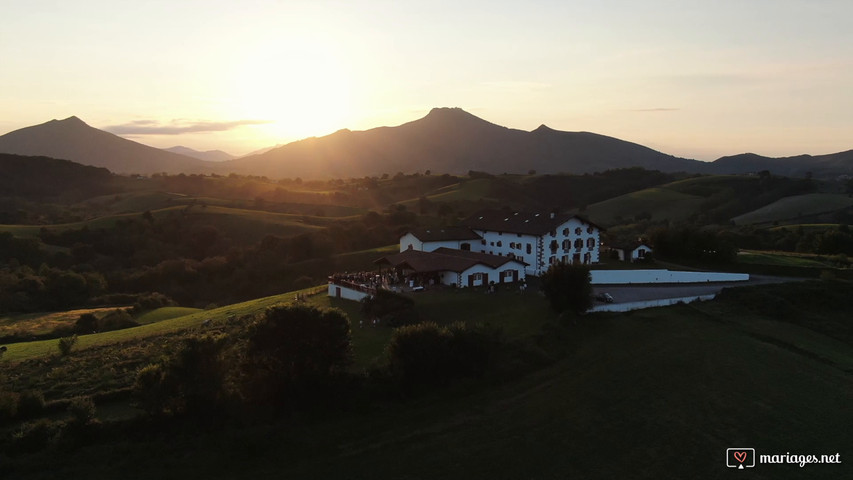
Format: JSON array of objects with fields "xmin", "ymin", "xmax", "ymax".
[{"xmin": 233, "ymin": 40, "xmax": 352, "ymax": 141}]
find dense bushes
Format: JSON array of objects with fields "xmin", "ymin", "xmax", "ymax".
[
  {"xmin": 384, "ymin": 322, "xmax": 502, "ymax": 390},
  {"xmin": 540, "ymin": 264, "xmax": 593, "ymax": 314}
]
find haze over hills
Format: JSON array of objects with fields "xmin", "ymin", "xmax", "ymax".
[
  {"xmin": 163, "ymin": 146, "xmax": 235, "ymax": 162},
  {"xmin": 223, "ymin": 107, "xmax": 709, "ymax": 178},
  {"xmin": 2, "ymin": 110, "xmax": 852, "ymax": 179},
  {"xmin": 0, "ymin": 116, "xmax": 220, "ymax": 175}
]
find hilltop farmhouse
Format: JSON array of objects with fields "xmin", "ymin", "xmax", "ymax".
[
  {"xmin": 329, "ymin": 209, "xmax": 605, "ymax": 299},
  {"xmin": 401, "ymin": 209, "xmax": 604, "ymax": 276}
]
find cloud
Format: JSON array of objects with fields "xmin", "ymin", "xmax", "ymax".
[
  {"xmin": 105, "ymin": 119, "xmax": 271, "ymax": 135},
  {"xmin": 629, "ymin": 108, "xmax": 680, "ymax": 112}
]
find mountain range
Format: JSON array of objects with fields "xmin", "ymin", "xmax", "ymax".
[
  {"xmin": 0, "ymin": 117, "xmax": 218, "ymax": 175},
  {"xmin": 163, "ymin": 146, "xmax": 235, "ymax": 162},
  {"xmin": 1, "ymin": 108, "xmax": 852, "ymax": 179}
]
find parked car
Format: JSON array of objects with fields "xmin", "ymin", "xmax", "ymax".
[{"xmin": 595, "ymin": 292, "xmax": 614, "ymax": 303}]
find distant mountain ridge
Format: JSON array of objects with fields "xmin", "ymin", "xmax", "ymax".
[
  {"xmin": 2, "ymin": 109, "xmax": 852, "ymax": 179},
  {"xmin": 163, "ymin": 146, "xmax": 235, "ymax": 162},
  {"xmin": 0, "ymin": 117, "xmax": 219, "ymax": 175},
  {"xmin": 222, "ymin": 107, "xmax": 709, "ymax": 178}
]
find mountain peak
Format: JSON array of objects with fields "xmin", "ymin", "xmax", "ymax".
[{"xmin": 532, "ymin": 124, "xmax": 554, "ymax": 133}]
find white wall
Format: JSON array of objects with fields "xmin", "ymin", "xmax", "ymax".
[
  {"xmin": 589, "ymin": 294, "xmax": 717, "ymax": 312},
  {"xmin": 590, "ymin": 269, "xmax": 749, "ymax": 285},
  {"xmin": 473, "ymin": 217, "xmax": 601, "ymax": 276},
  {"xmin": 400, "ymin": 234, "xmax": 475, "ymax": 253},
  {"xmin": 327, "ymin": 283, "xmax": 370, "ymax": 301}
]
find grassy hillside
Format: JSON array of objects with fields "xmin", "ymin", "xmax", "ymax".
[
  {"xmin": 585, "ymin": 187, "xmax": 704, "ymax": 224},
  {"xmin": 732, "ymin": 193, "xmax": 853, "ymax": 225},
  {"xmin": 6, "ymin": 282, "xmax": 850, "ymax": 479}
]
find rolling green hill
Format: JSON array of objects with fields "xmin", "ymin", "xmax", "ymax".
[{"xmin": 732, "ymin": 193, "xmax": 853, "ymax": 225}]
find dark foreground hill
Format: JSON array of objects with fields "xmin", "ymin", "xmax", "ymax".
[
  {"xmin": 224, "ymin": 107, "xmax": 709, "ymax": 178},
  {"xmin": 0, "ymin": 153, "xmax": 119, "ymax": 201},
  {"xmin": 0, "ymin": 117, "xmax": 218, "ymax": 175}
]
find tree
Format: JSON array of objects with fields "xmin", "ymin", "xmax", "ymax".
[
  {"xmin": 540, "ymin": 264, "xmax": 593, "ymax": 314},
  {"xmin": 242, "ymin": 305, "xmax": 352, "ymax": 408}
]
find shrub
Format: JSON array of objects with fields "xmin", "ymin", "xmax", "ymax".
[
  {"xmin": 385, "ymin": 322, "xmax": 502, "ymax": 389},
  {"xmin": 97, "ymin": 309, "xmax": 138, "ymax": 332},
  {"xmin": 11, "ymin": 419, "xmax": 62, "ymax": 454},
  {"xmin": 133, "ymin": 363, "xmax": 171, "ymax": 416},
  {"xmin": 540, "ymin": 264, "xmax": 593, "ymax": 314},
  {"xmin": 17, "ymin": 390, "xmax": 45, "ymax": 418},
  {"xmin": 361, "ymin": 289, "xmax": 417, "ymax": 326},
  {"xmin": 58, "ymin": 334, "xmax": 78, "ymax": 356},
  {"xmin": 132, "ymin": 292, "xmax": 177, "ymax": 313},
  {"xmin": 74, "ymin": 312, "xmax": 99, "ymax": 334},
  {"xmin": 0, "ymin": 390, "xmax": 19, "ymax": 423},
  {"xmin": 242, "ymin": 305, "xmax": 352, "ymax": 408},
  {"xmin": 67, "ymin": 396, "xmax": 96, "ymax": 425}
]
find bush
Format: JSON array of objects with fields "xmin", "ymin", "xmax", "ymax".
[
  {"xmin": 242, "ymin": 305, "xmax": 352, "ymax": 408},
  {"xmin": 17, "ymin": 390, "xmax": 45, "ymax": 418},
  {"xmin": 67, "ymin": 396, "xmax": 96, "ymax": 425},
  {"xmin": 74, "ymin": 313, "xmax": 98, "ymax": 334},
  {"xmin": 385, "ymin": 322, "xmax": 502, "ymax": 389},
  {"xmin": 132, "ymin": 292, "xmax": 177, "ymax": 313},
  {"xmin": 361, "ymin": 289, "xmax": 417, "ymax": 326},
  {"xmin": 133, "ymin": 336, "xmax": 231, "ymax": 417},
  {"xmin": 540, "ymin": 264, "xmax": 593, "ymax": 314},
  {"xmin": 97, "ymin": 309, "xmax": 138, "ymax": 332},
  {"xmin": 58, "ymin": 334, "xmax": 78, "ymax": 356},
  {"xmin": 11, "ymin": 418, "xmax": 62, "ymax": 454},
  {"xmin": 0, "ymin": 390, "xmax": 19, "ymax": 423}
]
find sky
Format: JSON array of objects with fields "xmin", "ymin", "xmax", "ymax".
[{"xmin": 2, "ymin": 0, "xmax": 852, "ymax": 160}]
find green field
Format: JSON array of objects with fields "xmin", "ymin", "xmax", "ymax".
[
  {"xmin": 737, "ymin": 249, "xmax": 841, "ymax": 268},
  {"xmin": 585, "ymin": 187, "xmax": 704, "ymax": 224},
  {"xmin": 0, "ymin": 289, "xmax": 322, "ymax": 363},
  {"xmin": 134, "ymin": 307, "xmax": 203, "ymax": 325},
  {"xmin": 732, "ymin": 193, "xmax": 853, "ymax": 225},
  {"xmin": 0, "ymin": 307, "xmax": 129, "ymax": 338},
  {"xmin": 8, "ymin": 283, "xmax": 851, "ymax": 480}
]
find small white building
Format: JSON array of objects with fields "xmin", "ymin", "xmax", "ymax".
[
  {"xmin": 375, "ymin": 247, "xmax": 527, "ymax": 288},
  {"xmin": 609, "ymin": 242, "xmax": 653, "ymax": 263}
]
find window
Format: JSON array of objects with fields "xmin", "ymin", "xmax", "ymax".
[
  {"xmin": 550, "ymin": 230, "xmax": 556, "ymax": 237},
  {"xmin": 496, "ymin": 241, "xmax": 502, "ymax": 247},
  {"xmin": 481, "ymin": 239, "xmax": 486, "ymax": 245},
  {"xmin": 562, "ymin": 239, "xmax": 571, "ymax": 251},
  {"xmin": 549, "ymin": 240, "xmax": 558, "ymax": 254},
  {"xmin": 526, "ymin": 243, "xmax": 532, "ymax": 254},
  {"xmin": 574, "ymin": 238, "xmax": 583, "ymax": 250},
  {"xmin": 575, "ymin": 227, "xmax": 582, "ymax": 235},
  {"xmin": 562, "ymin": 255, "xmax": 569, "ymax": 264},
  {"xmin": 549, "ymin": 256, "xmax": 557, "ymax": 265},
  {"xmin": 490, "ymin": 242, "xmax": 494, "ymax": 246},
  {"xmin": 562, "ymin": 228, "xmax": 569, "ymax": 236},
  {"xmin": 587, "ymin": 238, "xmax": 596, "ymax": 249},
  {"xmin": 587, "ymin": 226, "xmax": 594, "ymax": 234},
  {"xmin": 473, "ymin": 273, "xmax": 483, "ymax": 280}
]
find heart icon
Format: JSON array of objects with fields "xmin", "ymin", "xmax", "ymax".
[{"xmin": 733, "ymin": 451, "xmax": 747, "ymax": 463}]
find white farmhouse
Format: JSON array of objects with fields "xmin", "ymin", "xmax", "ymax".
[{"xmin": 462, "ymin": 209, "xmax": 603, "ymax": 276}]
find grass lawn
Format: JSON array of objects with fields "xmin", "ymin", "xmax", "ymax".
[
  {"xmin": 0, "ymin": 307, "xmax": 130, "ymax": 338},
  {"xmin": 737, "ymin": 250, "xmax": 840, "ymax": 268},
  {"xmin": 134, "ymin": 307, "xmax": 203, "ymax": 325},
  {"xmin": 15, "ymin": 295, "xmax": 851, "ymax": 480}
]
